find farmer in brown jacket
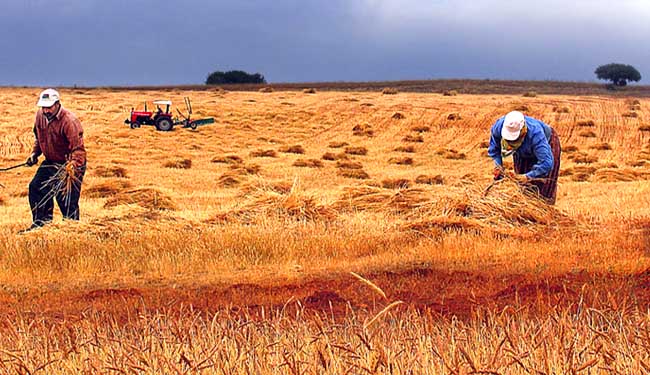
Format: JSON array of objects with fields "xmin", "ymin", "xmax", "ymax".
[{"xmin": 22, "ymin": 89, "xmax": 87, "ymax": 232}]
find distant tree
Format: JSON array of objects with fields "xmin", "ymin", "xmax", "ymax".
[
  {"xmin": 594, "ymin": 63, "xmax": 641, "ymax": 87},
  {"xmin": 205, "ymin": 70, "xmax": 266, "ymax": 85}
]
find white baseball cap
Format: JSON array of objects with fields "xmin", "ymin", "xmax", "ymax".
[
  {"xmin": 501, "ymin": 111, "xmax": 525, "ymax": 141},
  {"xmin": 37, "ymin": 88, "xmax": 60, "ymax": 107}
]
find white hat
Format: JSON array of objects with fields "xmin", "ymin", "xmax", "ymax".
[
  {"xmin": 501, "ymin": 111, "xmax": 525, "ymax": 141},
  {"xmin": 37, "ymin": 88, "xmax": 60, "ymax": 107}
]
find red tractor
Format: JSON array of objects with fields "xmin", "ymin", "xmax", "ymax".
[
  {"xmin": 125, "ymin": 100, "xmax": 175, "ymax": 131},
  {"xmin": 125, "ymin": 98, "xmax": 215, "ymax": 131}
]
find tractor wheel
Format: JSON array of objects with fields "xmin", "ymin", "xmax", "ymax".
[
  {"xmin": 190, "ymin": 122, "xmax": 198, "ymax": 130},
  {"xmin": 130, "ymin": 121, "xmax": 140, "ymax": 129},
  {"xmin": 155, "ymin": 118, "xmax": 173, "ymax": 131}
]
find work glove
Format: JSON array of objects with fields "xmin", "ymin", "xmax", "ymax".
[{"xmin": 26, "ymin": 153, "xmax": 38, "ymax": 167}]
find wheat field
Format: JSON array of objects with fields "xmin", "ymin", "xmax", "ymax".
[{"xmin": 0, "ymin": 87, "xmax": 649, "ymax": 373}]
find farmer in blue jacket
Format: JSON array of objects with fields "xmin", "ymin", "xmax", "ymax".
[{"xmin": 487, "ymin": 111, "xmax": 561, "ymax": 204}]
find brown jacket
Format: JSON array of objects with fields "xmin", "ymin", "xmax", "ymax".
[{"xmin": 32, "ymin": 106, "xmax": 86, "ymax": 167}]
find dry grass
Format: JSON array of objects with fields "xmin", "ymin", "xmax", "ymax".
[
  {"xmin": 447, "ymin": 113, "xmax": 461, "ymax": 120},
  {"xmin": 2, "ymin": 88, "xmax": 650, "ymax": 371},
  {"xmin": 623, "ymin": 111, "xmax": 639, "ymax": 118},
  {"xmin": 562, "ymin": 145, "xmax": 579, "ymax": 153},
  {"xmin": 639, "ymin": 124, "xmax": 650, "ymax": 131},
  {"xmin": 163, "ymin": 158, "xmax": 192, "ymax": 169},
  {"xmin": 553, "ymin": 106, "xmax": 571, "ymax": 113},
  {"xmin": 392, "ymin": 112, "xmax": 405, "ymax": 120}
]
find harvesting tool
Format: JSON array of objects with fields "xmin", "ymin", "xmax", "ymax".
[{"xmin": 124, "ymin": 97, "xmax": 214, "ymax": 131}]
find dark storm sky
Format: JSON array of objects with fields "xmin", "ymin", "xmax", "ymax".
[{"xmin": 1, "ymin": 0, "xmax": 648, "ymax": 86}]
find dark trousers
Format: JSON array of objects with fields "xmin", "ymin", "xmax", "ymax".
[
  {"xmin": 514, "ymin": 129, "xmax": 561, "ymax": 205},
  {"xmin": 28, "ymin": 160, "xmax": 86, "ymax": 226}
]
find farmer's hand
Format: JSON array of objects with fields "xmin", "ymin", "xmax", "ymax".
[
  {"xmin": 26, "ymin": 153, "xmax": 38, "ymax": 167},
  {"xmin": 493, "ymin": 166, "xmax": 504, "ymax": 181},
  {"xmin": 512, "ymin": 174, "xmax": 529, "ymax": 184}
]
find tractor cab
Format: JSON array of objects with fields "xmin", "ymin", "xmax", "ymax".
[{"xmin": 153, "ymin": 100, "xmax": 172, "ymax": 116}]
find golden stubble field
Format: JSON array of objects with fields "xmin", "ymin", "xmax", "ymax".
[{"xmin": 0, "ymin": 87, "xmax": 650, "ymax": 373}]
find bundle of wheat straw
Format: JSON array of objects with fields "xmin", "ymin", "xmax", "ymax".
[
  {"xmin": 405, "ymin": 179, "xmax": 575, "ymax": 237},
  {"xmin": 104, "ymin": 188, "xmax": 177, "ymax": 211},
  {"xmin": 212, "ymin": 180, "xmax": 336, "ymax": 223},
  {"xmin": 40, "ymin": 161, "xmax": 81, "ymax": 206},
  {"xmin": 333, "ymin": 186, "xmax": 431, "ymax": 213}
]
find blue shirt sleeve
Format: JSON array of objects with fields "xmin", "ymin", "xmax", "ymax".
[
  {"xmin": 525, "ymin": 129, "xmax": 554, "ymax": 178},
  {"xmin": 487, "ymin": 118, "xmax": 504, "ymax": 166}
]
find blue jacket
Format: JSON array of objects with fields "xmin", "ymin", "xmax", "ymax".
[{"xmin": 488, "ymin": 115, "xmax": 554, "ymax": 178}]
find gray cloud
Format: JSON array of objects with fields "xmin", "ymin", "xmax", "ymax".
[{"xmin": 0, "ymin": 0, "xmax": 647, "ymax": 85}]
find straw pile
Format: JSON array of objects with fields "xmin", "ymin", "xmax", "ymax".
[
  {"xmin": 402, "ymin": 135, "xmax": 424, "ymax": 143},
  {"xmin": 394, "ymin": 145, "xmax": 415, "ymax": 153},
  {"xmin": 344, "ymin": 146, "xmax": 368, "ymax": 156},
  {"xmin": 104, "ymin": 188, "xmax": 176, "ymax": 210},
  {"xmin": 163, "ymin": 158, "xmax": 192, "ymax": 169},
  {"xmin": 85, "ymin": 180, "xmax": 134, "ymax": 198},
  {"xmin": 94, "ymin": 165, "xmax": 128, "ymax": 178},
  {"xmin": 415, "ymin": 174, "xmax": 444, "ymax": 185},
  {"xmin": 279, "ymin": 145, "xmax": 306, "ymax": 154},
  {"xmin": 333, "ymin": 186, "xmax": 431, "ymax": 214},
  {"xmin": 211, "ymin": 155, "xmax": 243, "ymax": 164},
  {"xmin": 404, "ymin": 180, "xmax": 574, "ymax": 238},
  {"xmin": 381, "ymin": 178, "xmax": 411, "ymax": 189},
  {"xmin": 322, "ymin": 152, "xmax": 348, "ymax": 161},
  {"xmin": 382, "ymin": 88, "xmax": 398, "ymax": 95},
  {"xmin": 328, "ymin": 141, "xmax": 349, "ymax": 148},
  {"xmin": 250, "ymin": 149, "xmax": 277, "ymax": 158},
  {"xmin": 388, "ymin": 157, "xmax": 413, "ymax": 165},
  {"xmin": 211, "ymin": 182, "xmax": 336, "ymax": 223},
  {"xmin": 352, "ymin": 124, "xmax": 374, "ymax": 137},
  {"xmin": 293, "ymin": 159, "xmax": 324, "ymax": 168},
  {"xmin": 392, "ymin": 112, "xmax": 405, "ymax": 120},
  {"xmin": 593, "ymin": 168, "xmax": 648, "ymax": 182},
  {"xmin": 239, "ymin": 180, "xmax": 293, "ymax": 196},
  {"xmin": 411, "ymin": 126, "xmax": 430, "ymax": 133}
]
